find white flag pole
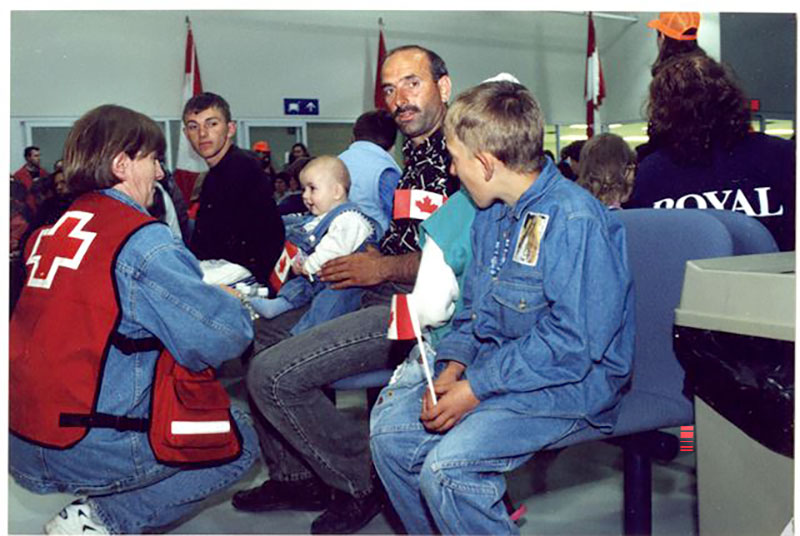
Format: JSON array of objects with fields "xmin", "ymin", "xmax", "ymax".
[{"xmin": 406, "ymin": 295, "xmax": 438, "ymax": 405}]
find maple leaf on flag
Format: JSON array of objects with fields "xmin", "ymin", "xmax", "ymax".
[
  {"xmin": 388, "ymin": 310, "xmax": 394, "ymax": 328},
  {"xmin": 278, "ymin": 255, "xmax": 287, "ymax": 272},
  {"xmin": 416, "ymin": 196, "xmax": 438, "ymax": 214}
]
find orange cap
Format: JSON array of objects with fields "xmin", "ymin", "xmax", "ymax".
[
  {"xmin": 647, "ymin": 12, "xmax": 700, "ymax": 41},
  {"xmin": 252, "ymin": 140, "xmax": 270, "ymax": 152}
]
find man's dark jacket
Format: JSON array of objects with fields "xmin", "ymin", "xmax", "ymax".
[{"xmin": 191, "ymin": 145, "xmax": 284, "ymax": 283}]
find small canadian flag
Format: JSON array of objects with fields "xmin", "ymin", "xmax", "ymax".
[
  {"xmin": 387, "ymin": 294, "xmax": 420, "ymax": 340},
  {"xmin": 393, "ymin": 190, "xmax": 447, "ymax": 221},
  {"xmin": 268, "ymin": 241, "xmax": 300, "ymax": 292},
  {"xmin": 387, "ymin": 293, "xmax": 438, "ymax": 404}
]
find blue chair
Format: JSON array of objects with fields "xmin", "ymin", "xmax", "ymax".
[
  {"xmin": 703, "ymin": 209, "xmax": 779, "ymax": 255},
  {"xmin": 328, "ymin": 208, "xmax": 778, "ymax": 534},
  {"xmin": 329, "ymin": 369, "xmax": 395, "ymax": 408},
  {"xmin": 544, "ymin": 208, "xmax": 778, "ymax": 535}
]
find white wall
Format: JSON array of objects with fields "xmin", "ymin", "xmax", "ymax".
[
  {"xmin": 8, "ymin": 10, "xmax": 673, "ymax": 168},
  {"xmin": 599, "ymin": 12, "xmax": 721, "ymax": 124}
]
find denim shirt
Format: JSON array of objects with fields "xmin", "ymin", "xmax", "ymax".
[
  {"xmin": 339, "ymin": 140, "xmax": 402, "ymax": 236},
  {"xmin": 94, "ymin": 188, "xmax": 253, "ymax": 422},
  {"xmin": 435, "ymin": 160, "xmax": 635, "ymax": 430}
]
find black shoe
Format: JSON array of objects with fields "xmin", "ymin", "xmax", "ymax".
[
  {"xmin": 231, "ymin": 478, "xmax": 331, "ymax": 512},
  {"xmin": 310, "ymin": 487, "xmax": 384, "ymax": 534}
]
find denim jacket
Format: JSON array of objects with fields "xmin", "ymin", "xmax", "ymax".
[
  {"xmin": 435, "ymin": 160, "xmax": 635, "ymax": 430},
  {"xmin": 94, "ymin": 188, "xmax": 253, "ymax": 422}
]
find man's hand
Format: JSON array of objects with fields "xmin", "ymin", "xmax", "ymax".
[
  {"xmin": 318, "ymin": 245, "xmax": 387, "ymax": 289},
  {"xmin": 421, "ymin": 379, "xmax": 480, "ymax": 434}
]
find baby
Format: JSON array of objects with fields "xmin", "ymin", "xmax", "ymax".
[{"xmin": 250, "ymin": 155, "xmax": 378, "ymax": 334}]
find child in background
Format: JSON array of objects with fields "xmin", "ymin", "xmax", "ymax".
[
  {"xmin": 577, "ymin": 133, "xmax": 636, "ymax": 209},
  {"xmin": 250, "ymin": 155, "xmax": 379, "ymax": 335},
  {"xmin": 370, "ymin": 80, "xmax": 635, "ymax": 535}
]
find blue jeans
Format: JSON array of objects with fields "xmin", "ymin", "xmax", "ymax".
[
  {"xmin": 278, "ymin": 276, "xmax": 365, "ymax": 336},
  {"xmin": 247, "ymin": 282, "xmax": 413, "ymax": 497},
  {"xmin": 370, "ymin": 352, "xmax": 583, "ymax": 535},
  {"xmin": 9, "ymin": 407, "xmax": 258, "ymax": 534}
]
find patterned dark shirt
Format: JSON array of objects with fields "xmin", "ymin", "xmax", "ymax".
[{"xmin": 379, "ymin": 129, "xmax": 460, "ymax": 255}]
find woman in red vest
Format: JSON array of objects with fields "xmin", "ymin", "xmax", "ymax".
[{"xmin": 9, "ymin": 104, "xmax": 259, "ymax": 534}]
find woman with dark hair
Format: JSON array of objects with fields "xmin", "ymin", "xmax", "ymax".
[
  {"xmin": 628, "ymin": 54, "xmax": 796, "ymax": 252},
  {"xmin": 635, "ymin": 12, "xmax": 709, "ymax": 162},
  {"xmin": 9, "ymin": 104, "xmax": 258, "ymax": 534},
  {"xmin": 287, "ymin": 141, "xmax": 310, "ymax": 165}
]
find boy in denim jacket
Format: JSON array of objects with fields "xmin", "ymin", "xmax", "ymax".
[{"xmin": 370, "ymin": 80, "xmax": 635, "ymax": 534}]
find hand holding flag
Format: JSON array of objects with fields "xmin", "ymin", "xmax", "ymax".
[{"xmin": 268, "ymin": 241, "xmax": 300, "ymax": 292}]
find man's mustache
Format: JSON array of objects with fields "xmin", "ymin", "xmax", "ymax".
[{"xmin": 394, "ymin": 105, "xmax": 420, "ymax": 118}]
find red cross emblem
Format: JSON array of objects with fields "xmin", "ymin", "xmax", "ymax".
[{"xmin": 26, "ymin": 211, "xmax": 97, "ymax": 289}]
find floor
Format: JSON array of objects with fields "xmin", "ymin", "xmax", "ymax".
[{"xmin": 7, "ymin": 387, "xmax": 698, "ymax": 535}]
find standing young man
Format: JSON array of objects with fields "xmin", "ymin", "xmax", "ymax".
[
  {"xmin": 183, "ymin": 92, "xmax": 284, "ymax": 284},
  {"xmin": 234, "ymin": 45, "xmax": 459, "ymax": 534}
]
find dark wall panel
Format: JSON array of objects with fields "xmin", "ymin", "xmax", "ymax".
[{"xmin": 720, "ymin": 13, "xmax": 796, "ymax": 118}]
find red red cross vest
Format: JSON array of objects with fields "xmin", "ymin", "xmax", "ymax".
[{"xmin": 10, "ymin": 192, "xmax": 241, "ymax": 466}]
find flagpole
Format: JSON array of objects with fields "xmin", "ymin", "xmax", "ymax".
[
  {"xmin": 374, "ymin": 19, "xmax": 388, "ymax": 110},
  {"xmin": 406, "ymin": 295, "xmax": 438, "ymax": 405},
  {"xmin": 415, "ymin": 332, "xmax": 438, "ymax": 406},
  {"xmin": 174, "ymin": 14, "xmax": 207, "ymax": 205}
]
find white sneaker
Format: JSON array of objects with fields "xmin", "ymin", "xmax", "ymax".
[{"xmin": 44, "ymin": 499, "xmax": 110, "ymax": 535}]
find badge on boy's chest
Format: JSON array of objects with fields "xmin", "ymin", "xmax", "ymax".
[{"xmin": 512, "ymin": 212, "xmax": 549, "ymax": 267}]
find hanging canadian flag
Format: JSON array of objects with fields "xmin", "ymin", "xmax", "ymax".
[
  {"xmin": 584, "ymin": 12, "xmax": 606, "ymax": 138},
  {"xmin": 174, "ymin": 17, "xmax": 208, "ymax": 207},
  {"xmin": 268, "ymin": 241, "xmax": 300, "ymax": 293},
  {"xmin": 392, "ymin": 190, "xmax": 447, "ymax": 221},
  {"xmin": 374, "ymin": 23, "xmax": 387, "ymax": 110}
]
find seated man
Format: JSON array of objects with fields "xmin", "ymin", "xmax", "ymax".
[
  {"xmin": 234, "ymin": 45, "xmax": 460, "ymax": 535},
  {"xmin": 9, "ymin": 104, "xmax": 258, "ymax": 535},
  {"xmin": 370, "ymin": 80, "xmax": 635, "ymax": 534},
  {"xmin": 338, "ymin": 109, "xmax": 402, "ymax": 237},
  {"xmin": 183, "ymin": 92, "xmax": 284, "ymax": 283}
]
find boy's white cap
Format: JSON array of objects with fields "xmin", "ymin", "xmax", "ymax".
[{"xmin": 482, "ymin": 72, "xmax": 521, "ymax": 84}]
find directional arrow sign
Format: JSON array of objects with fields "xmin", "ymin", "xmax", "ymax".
[{"xmin": 284, "ymin": 98, "xmax": 319, "ymax": 116}]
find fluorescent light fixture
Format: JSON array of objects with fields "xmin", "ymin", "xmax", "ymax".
[
  {"xmin": 561, "ymin": 134, "xmax": 588, "ymax": 141},
  {"xmin": 623, "ymin": 136, "xmax": 650, "ymax": 142},
  {"xmin": 765, "ymin": 129, "xmax": 795, "ymax": 135},
  {"xmin": 609, "ymin": 123, "xmax": 623, "ymax": 129},
  {"xmin": 568, "ymin": 124, "xmax": 588, "ymax": 129}
]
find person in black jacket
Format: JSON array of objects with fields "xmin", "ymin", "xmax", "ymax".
[
  {"xmin": 183, "ymin": 92, "xmax": 284, "ymax": 284},
  {"xmin": 628, "ymin": 54, "xmax": 795, "ymax": 251}
]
